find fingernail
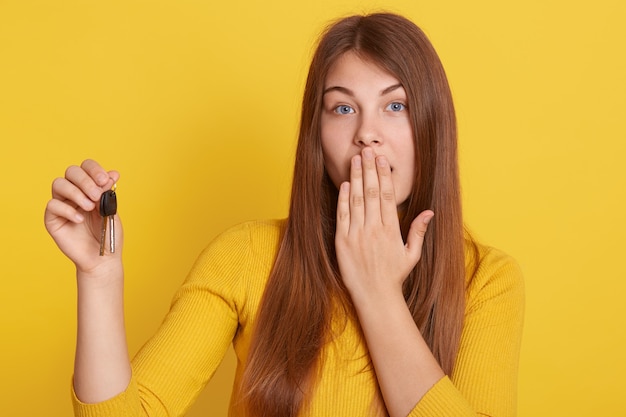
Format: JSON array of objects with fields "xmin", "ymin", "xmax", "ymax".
[
  {"xmin": 376, "ymin": 156, "xmax": 387, "ymax": 167},
  {"xmin": 82, "ymin": 198, "xmax": 94, "ymax": 209},
  {"xmin": 96, "ymin": 173, "xmax": 109, "ymax": 186},
  {"xmin": 363, "ymin": 148, "xmax": 374, "ymax": 159},
  {"xmin": 75, "ymin": 213, "xmax": 85, "ymax": 222},
  {"xmin": 352, "ymin": 155, "xmax": 362, "ymax": 167},
  {"xmin": 424, "ymin": 214, "xmax": 434, "ymax": 224}
]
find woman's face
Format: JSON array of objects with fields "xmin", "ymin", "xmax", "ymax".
[{"xmin": 320, "ymin": 51, "xmax": 416, "ymax": 206}]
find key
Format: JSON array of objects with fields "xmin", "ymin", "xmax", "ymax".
[{"xmin": 99, "ymin": 186, "xmax": 118, "ymax": 256}]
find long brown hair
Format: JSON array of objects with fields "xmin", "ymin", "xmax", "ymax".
[{"xmin": 242, "ymin": 13, "xmax": 465, "ymax": 416}]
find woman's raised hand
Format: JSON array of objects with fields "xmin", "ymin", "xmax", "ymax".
[
  {"xmin": 334, "ymin": 148, "xmax": 444, "ymax": 417},
  {"xmin": 334, "ymin": 147, "xmax": 433, "ymax": 301},
  {"xmin": 46, "ymin": 160, "xmax": 131, "ymax": 402},
  {"xmin": 44, "ymin": 159, "xmax": 122, "ymax": 274}
]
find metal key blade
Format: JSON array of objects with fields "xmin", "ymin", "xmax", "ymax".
[
  {"xmin": 109, "ymin": 215, "xmax": 115, "ymax": 253},
  {"xmin": 99, "ymin": 215, "xmax": 107, "ymax": 256}
]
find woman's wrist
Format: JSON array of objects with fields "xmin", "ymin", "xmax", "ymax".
[
  {"xmin": 348, "ymin": 281, "xmax": 406, "ymax": 315},
  {"xmin": 76, "ymin": 259, "xmax": 124, "ymax": 290}
]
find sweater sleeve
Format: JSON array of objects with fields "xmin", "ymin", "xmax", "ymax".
[
  {"xmin": 408, "ymin": 246, "xmax": 525, "ymax": 417},
  {"xmin": 72, "ymin": 223, "xmax": 254, "ymax": 417}
]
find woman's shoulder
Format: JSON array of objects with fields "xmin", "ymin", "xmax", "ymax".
[
  {"xmin": 186, "ymin": 218, "xmax": 286, "ymax": 292},
  {"xmin": 462, "ymin": 230, "xmax": 524, "ymax": 305},
  {"xmin": 206, "ymin": 218, "xmax": 286, "ymax": 250}
]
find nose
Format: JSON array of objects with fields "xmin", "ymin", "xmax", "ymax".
[{"xmin": 353, "ymin": 114, "xmax": 383, "ymax": 147}]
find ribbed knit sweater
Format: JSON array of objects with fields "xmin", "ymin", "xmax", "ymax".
[{"xmin": 72, "ymin": 219, "xmax": 524, "ymax": 417}]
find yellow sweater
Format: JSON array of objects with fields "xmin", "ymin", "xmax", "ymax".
[{"xmin": 72, "ymin": 219, "xmax": 524, "ymax": 417}]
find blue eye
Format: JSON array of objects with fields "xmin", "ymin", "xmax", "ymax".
[
  {"xmin": 387, "ymin": 102, "xmax": 406, "ymax": 112},
  {"xmin": 334, "ymin": 105, "xmax": 355, "ymax": 115}
]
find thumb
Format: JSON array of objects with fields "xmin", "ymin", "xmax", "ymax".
[{"xmin": 405, "ymin": 210, "xmax": 434, "ymax": 261}]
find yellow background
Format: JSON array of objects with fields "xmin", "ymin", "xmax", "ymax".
[{"xmin": 1, "ymin": 0, "xmax": 624, "ymax": 416}]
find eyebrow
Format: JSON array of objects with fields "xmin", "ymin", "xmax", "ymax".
[{"xmin": 323, "ymin": 83, "xmax": 403, "ymax": 96}]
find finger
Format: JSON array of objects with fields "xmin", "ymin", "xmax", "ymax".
[
  {"xmin": 336, "ymin": 181, "xmax": 350, "ymax": 236},
  {"xmin": 361, "ymin": 147, "xmax": 382, "ymax": 226},
  {"xmin": 349, "ymin": 154, "xmax": 365, "ymax": 226},
  {"xmin": 405, "ymin": 210, "xmax": 435, "ymax": 261},
  {"xmin": 64, "ymin": 164, "xmax": 107, "ymax": 202},
  {"xmin": 375, "ymin": 155, "xmax": 398, "ymax": 226},
  {"xmin": 81, "ymin": 159, "xmax": 115, "ymax": 187},
  {"xmin": 64, "ymin": 162, "xmax": 120, "ymax": 202},
  {"xmin": 45, "ymin": 198, "xmax": 85, "ymax": 226},
  {"xmin": 51, "ymin": 177, "xmax": 97, "ymax": 212},
  {"xmin": 80, "ymin": 160, "xmax": 120, "ymax": 197}
]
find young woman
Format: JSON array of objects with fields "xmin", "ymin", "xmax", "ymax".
[{"xmin": 45, "ymin": 12, "xmax": 524, "ymax": 417}]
